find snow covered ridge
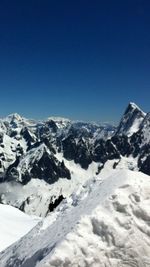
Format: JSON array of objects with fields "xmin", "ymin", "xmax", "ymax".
[{"xmin": 1, "ymin": 170, "xmax": 150, "ymax": 267}]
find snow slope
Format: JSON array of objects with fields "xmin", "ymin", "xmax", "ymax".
[
  {"xmin": 0, "ymin": 204, "xmax": 40, "ymax": 252},
  {"xmin": 1, "ymin": 170, "xmax": 150, "ymax": 267}
]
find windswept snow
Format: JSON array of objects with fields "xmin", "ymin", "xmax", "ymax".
[
  {"xmin": 1, "ymin": 170, "xmax": 150, "ymax": 267},
  {"xmin": 0, "ymin": 204, "xmax": 40, "ymax": 252}
]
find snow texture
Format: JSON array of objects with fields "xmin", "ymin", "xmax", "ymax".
[
  {"xmin": 0, "ymin": 204, "xmax": 39, "ymax": 252},
  {"xmin": 0, "ymin": 170, "xmax": 150, "ymax": 267}
]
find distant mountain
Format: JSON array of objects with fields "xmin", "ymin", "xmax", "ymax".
[{"xmin": 0, "ymin": 113, "xmax": 115, "ymax": 183}]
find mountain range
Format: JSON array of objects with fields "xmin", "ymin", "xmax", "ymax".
[
  {"xmin": 0, "ymin": 102, "xmax": 149, "ymax": 215},
  {"xmin": 0, "ymin": 102, "xmax": 150, "ymax": 267}
]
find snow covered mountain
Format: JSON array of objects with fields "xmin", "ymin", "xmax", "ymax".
[
  {"xmin": 0, "ymin": 102, "xmax": 149, "ymax": 218},
  {"xmin": 0, "ymin": 113, "xmax": 115, "ymax": 215},
  {"xmin": 0, "ymin": 102, "xmax": 150, "ymax": 266}
]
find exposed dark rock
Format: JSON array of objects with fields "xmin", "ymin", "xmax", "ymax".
[
  {"xmin": 29, "ymin": 151, "xmax": 71, "ymax": 184},
  {"xmin": 10, "ymin": 130, "xmax": 18, "ymax": 138},
  {"xmin": 0, "ymin": 133, "xmax": 4, "ymax": 143},
  {"xmin": 16, "ymin": 146, "xmax": 24, "ymax": 156},
  {"xmin": 27, "ymin": 141, "xmax": 43, "ymax": 151},
  {"xmin": 46, "ymin": 120, "xmax": 58, "ymax": 133},
  {"xmin": 42, "ymin": 137, "xmax": 56, "ymax": 154},
  {"xmin": 21, "ymin": 171, "xmax": 31, "ymax": 185},
  {"xmin": 48, "ymin": 195, "xmax": 65, "ymax": 212},
  {"xmin": 62, "ymin": 135, "xmax": 77, "ymax": 161},
  {"xmin": 111, "ymin": 135, "xmax": 131, "ymax": 156},
  {"xmin": 113, "ymin": 160, "xmax": 120, "ymax": 169},
  {"xmin": 20, "ymin": 197, "xmax": 30, "ymax": 212},
  {"xmin": 6, "ymin": 156, "xmax": 20, "ymax": 172},
  {"xmin": 20, "ymin": 127, "xmax": 35, "ymax": 144},
  {"xmin": 96, "ymin": 164, "xmax": 104, "ymax": 174},
  {"xmin": 130, "ymin": 131, "xmax": 142, "ymax": 157},
  {"xmin": 92, "ymin": 139, "xmax": 120, "ymax": 164},
  {"xmin": 74, "ymin": 138, "xmax": 92, "ymax": 169}
]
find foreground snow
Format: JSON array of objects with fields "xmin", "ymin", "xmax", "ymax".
[
  {"xmin": 0, "ymin": 170, "xmax": 150, "ymax": 267},
  {"xmin": 0, "ymin": 204, "xmax": 39, "ymax": 252}
]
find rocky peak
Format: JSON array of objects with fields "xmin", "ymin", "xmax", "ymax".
[{"xmin": 116, "ymin": 102, "xmax": 146, "ymax": 136}]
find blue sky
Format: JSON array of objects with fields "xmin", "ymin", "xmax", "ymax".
[{"xmin": 0, "ymin": 0, "xmax": 150, "ymax": 122}]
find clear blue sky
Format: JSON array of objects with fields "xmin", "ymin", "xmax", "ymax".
[{"xmin": 0, "ymin": 0, "xmax": 150, "ymax": 122}]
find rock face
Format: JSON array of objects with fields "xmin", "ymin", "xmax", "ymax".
[
  {"xmin": 4, "ymin": 144, "xmax": 71, "ymax": 185},
  {"xmin": 62, "ymin": 136, "xmax": 92, "ymax": 169}
]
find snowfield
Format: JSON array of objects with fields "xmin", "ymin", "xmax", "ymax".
[
  {"xmin": 0, "ymin": 169, "xmax": 150, "ymax": 267},
  {"xmin": 0, "ymin": 204, "xmax": 40, "ymax": 252}
]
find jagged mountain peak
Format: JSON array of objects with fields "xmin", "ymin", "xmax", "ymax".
[
  {"xmin": 2, "ymin": 113, "xmax": 40, "ymax": 130},
  {"xmin": 3, "ymin": 113, "xmax": 28, "ymax": 129},
  {"xmin": 116, "ymin": 102, "xmax": 146, "ymax": 136},
  {"xmin": 125, "ymin": 102, "xmax": 146, "ymax": 116}
]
